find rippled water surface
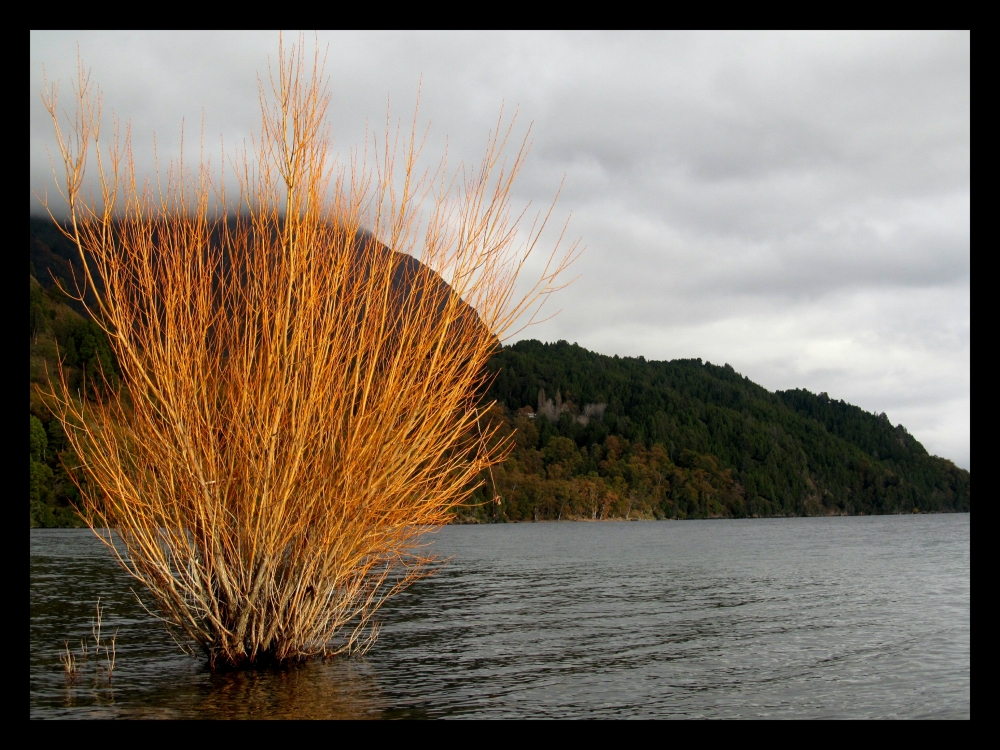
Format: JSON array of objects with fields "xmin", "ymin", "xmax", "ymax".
[{"xmin": 30, "ymin": 516, "xmax": 970, "ymax": 719}]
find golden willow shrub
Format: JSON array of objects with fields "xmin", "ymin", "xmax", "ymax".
[{"xmin": 39, "ymin": 40, "xmax": 578, "ymax": 667}]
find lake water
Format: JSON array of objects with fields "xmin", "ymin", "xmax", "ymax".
[{"xmin": 30, "ymin": 515, "xmax": 970, "ymax": 719}]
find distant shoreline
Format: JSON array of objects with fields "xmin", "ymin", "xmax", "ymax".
[{"xmin": 448, "ymin": 509, "xmax": 967, "ymax": 524}]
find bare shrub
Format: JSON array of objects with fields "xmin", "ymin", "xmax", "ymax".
[{"xmin": 39, "ymin": 38, "xmax": 577, "ymax": 667}]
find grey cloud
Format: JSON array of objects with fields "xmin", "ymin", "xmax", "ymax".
[{"xmin": 29, "ymin": 30, "xmax": 970, "ymax": 467}]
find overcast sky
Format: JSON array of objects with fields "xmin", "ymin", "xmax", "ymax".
[{"xmin": 29, "ymin": 31, "xmax": 970, "ymax": 469}]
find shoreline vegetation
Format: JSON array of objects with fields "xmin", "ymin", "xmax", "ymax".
[
  {"xmin": 32, "ymin": 43, "xmax": 583, "ymax": 667},
  {"xmin": 31, "ymin": 221, "xmax": 969, "ymax": 528}
]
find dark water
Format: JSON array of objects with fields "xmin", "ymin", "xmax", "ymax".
[{"xmin": 30, "ymin": 515, "xmax": 970, "ymax": 719}]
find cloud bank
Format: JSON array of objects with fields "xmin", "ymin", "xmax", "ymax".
[{"xmin": 29, "ymin": 31, "xmax": 970, "ymax": 468}]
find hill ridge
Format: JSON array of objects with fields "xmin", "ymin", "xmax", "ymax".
[
  {"xmin": 468, "ymin": 339, "xmax": 968, "ymax": 520},
  {"xmin": 29, "ymin": 220, "xmax": 969, "ymax": 525}
]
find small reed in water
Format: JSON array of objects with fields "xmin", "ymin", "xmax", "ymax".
[
  {"xmin": 59, "ymin": 599, "xmax": 118, "ymax": 683},
  {"xmin": 59, "ymin": 642, "xmax": 77, "ymax": 679}
]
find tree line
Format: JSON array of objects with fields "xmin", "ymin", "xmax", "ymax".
[{"xmin": 452, "ymin": 339, "xmax": 969, "ymax": 521}]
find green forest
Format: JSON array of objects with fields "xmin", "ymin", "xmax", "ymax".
[
  {"xmin": 453, "ymin": 340, "xmax": 969, "ymax": 521},
  {"xmin": 29, "ymin": 218, "xmax": 970, "ymax": 526}
]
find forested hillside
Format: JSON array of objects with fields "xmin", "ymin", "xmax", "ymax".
[
  {"xmin": 29, "ymin": 218, "xmax": 970, "ymax": 525},
  {"xmin": 30, "ymin": 272, "xmax": 117, "ymax": 527},
  {"xmin": 457, "ymin": 340, "xmax": 969, "ymax": 521}
]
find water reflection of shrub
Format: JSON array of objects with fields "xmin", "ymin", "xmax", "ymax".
[{"xmin": 196, "ymin": 660, "xmax": 388, "ymax": 720}]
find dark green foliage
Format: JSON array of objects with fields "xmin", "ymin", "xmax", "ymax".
[
  {"xmin": 29, "ymin": 271, "xmax": 112, "ymax": 528},
  {"xmin": 452, "ymin": 339, "xmax": 969, "ymax": 521},
  {"xmin": 29, "ymin": 411, "xmax": 84, "ymax": 528},
  {"xmin": 29, "ymin": 217, "xmax": 91, "ymax": 313},
  {"xmin": 30, "ymin": 276, "xmax": 118, "ymax": 391}
]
